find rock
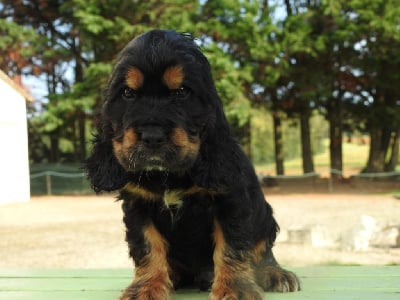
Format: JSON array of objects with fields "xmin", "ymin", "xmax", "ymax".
[
  {"xmin": 285, "ymin": 225, "xmax": 336, "ymax": 248},
  {"xmin": 310, "ymin": 225, "xmax": 336, "ymax": 248},
  {"xmin": 361, "ymin": 215, "xmax": 381, "ymax": 232},
  {"xmin": 340, "ymin": 215, "xmax": 381, "ymax": 251},
  {"xmin": 370, "ymin": 226, "xmax": 400, "ymax": 248},
  {"xmin": 287, "ymin": 227, "xmax": 311, "ymax": 244}
]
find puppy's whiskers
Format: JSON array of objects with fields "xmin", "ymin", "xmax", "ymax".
[
  {"xmin": 128, "ymin": 152, "xmax": 136, "ymax": 170},
  {"xmin": 163, "ymin": 171, "xmax": 169, "ymax": 185},
  {"xmin": 138, "ymin": 171, "xmax": 143, "ymax": 186}
]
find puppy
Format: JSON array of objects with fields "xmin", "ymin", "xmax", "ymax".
[{"xmin": 86, "ymin": 29, "xmax": 300, "ymax": 300}]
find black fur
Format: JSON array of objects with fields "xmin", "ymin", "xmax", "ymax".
[{"xmin": 85, "ymin": 29, "xmax": 299, "ymax": 300}]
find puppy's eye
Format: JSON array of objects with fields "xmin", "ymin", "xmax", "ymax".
[
  {"xmin": 170, "ymin": 86, "xmax": 190, "ymax": 99},
  {"xmin": 122, "ymin": 87, "xmax": 137, "ymax": 100}
]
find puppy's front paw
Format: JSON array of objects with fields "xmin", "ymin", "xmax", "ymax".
[
  {"xmin": 256, "ymin": 266, "xmax": 300, "ymax": 292},
  {"xmin": 120, "ymin": 278, "xmax": 171, "ymax": 300},
  {"xmin": 210, "ymin": 278, "xmax": 264, "ymax": 300}
]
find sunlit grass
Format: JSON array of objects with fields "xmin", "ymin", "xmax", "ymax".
[{"xmin": 256, "ymin": 138, "xmax": 370, "ymax": 176}]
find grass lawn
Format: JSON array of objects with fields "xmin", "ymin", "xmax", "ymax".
[{"xmin": 256, "ymin": 139, "xmax": 372, "ymax": 177}]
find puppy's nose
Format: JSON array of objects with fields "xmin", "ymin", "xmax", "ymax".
[{"xmin": 140, "ymin": 127, "xmax": 166, "ymax": 148}]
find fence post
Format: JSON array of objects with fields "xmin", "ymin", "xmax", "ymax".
[
  {"xmin": 328, "ymin": 176, "xmax": 333, "ymax": 192},
  {"xmin": 46, "ymin": 172, "xmax": 52, "ymax": 195}
]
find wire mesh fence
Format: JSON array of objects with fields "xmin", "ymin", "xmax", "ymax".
[
  {"xmin": 30, "ymin": 164, "xmax": 93, "ymax": 195},
  {"xmin": 259, "ymin": 170, "xmax": 400, "ymax": 192},
  {"xmin": 30, "ymin": 164, "xmax": 400, "ymax": 195}
]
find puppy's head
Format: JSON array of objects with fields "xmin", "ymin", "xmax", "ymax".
[{"xmin": 86, "ymin": 30, "xmax": 222, "ymax": 191}]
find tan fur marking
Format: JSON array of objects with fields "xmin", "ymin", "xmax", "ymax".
[
  {"xmin": 164, "ymin": 186, "xmax": 218, "ymax": 208},
  {"xmin": 170, "ymin": 127, "xmax": 200, "ymax": 156},
  {"xmin": 211, "ymin": 221, "xmax": 235, "ymax": 297},
  {"xmin": 124, "ymin": 128, "xmax": 138, "ymax": 146},
  {"xmin": 125, "ymin": 67, "xmax": 144, "ymax": 90},
  {"xmin": 163, "ymin": 65, "xmax": 184, "ymax": 90},
  {"xmin": 112, "ymin": 128, "xmax": 138, "ymax": 166},
  {"xmin": 112, "ymin": 128, "xmax": 138, "ymax": 150},
  {"xmin": 184, "ymin": 185, "xmax": 224, "ymax": 197},
  {"xmin": 255, "ymin": 266, "xmax": 300, "ymax": 292},
  {"xmin": 252, "ymin": 240, "xmax": 266, "ymax": 264},
  {"xmin": 123, "ymin": 183, "xmax": 160, "ymax": 200},
  {"xmin": 112, "ymin": 139, "xmax": 123, "ymax": 155},
  {"xmin": 183, "ymin": 185, "xmax": 208, "ymax": 196},
  {"xmin": 138, "ymin": 224, "xmax": 170, "ymax": 280},
  {"xmin": 121, "ymin": 223, "xmax": 172, "ymax": 300},
  {"xmin": 211, "ymin": 221, "xmax": 262, "ymax": 299},
  {"xmin": 213, "ymin": 221, "xmax": 227, "ymax": 267}
]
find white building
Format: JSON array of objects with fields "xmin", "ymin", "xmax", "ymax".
[{"xmin": 0, "ymin": 70, "xmax": 33, "ymax": 204}]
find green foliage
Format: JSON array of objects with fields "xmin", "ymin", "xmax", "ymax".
[
  {"xmin": 72, "ymin": 62, "xmax": 113, "ymax": 109},
  {"xmin": 202, "ymin": 43, "xmax": 252, "ymax": 125},
  {"xmin": 0, "ymin": 19, "xmax": 43, "ymax": 75},
  {"xmin": 1, "ymin": 0, "xmax": 399, "ymax": 172}
]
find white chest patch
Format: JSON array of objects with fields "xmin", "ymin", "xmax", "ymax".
[{"xmin": 163, "ymin": 190, "xmax": 184, "ymax": 208}]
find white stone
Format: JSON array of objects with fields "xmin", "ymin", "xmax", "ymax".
[
  {"xmin": 370, "ymin": 226, "xmax": 400, "ymax": 248},
  {"xmin": 311, "ymin": 225, "xmax": 336, "ymax": 248},
  {"xmin": 340, "ymin": 215, "xmax": 381, "ymax": 251},
  {"xmin": 287, "ymin": 226, "xmax": 311, "ymax": 244}
]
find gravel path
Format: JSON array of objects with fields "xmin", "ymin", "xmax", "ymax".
[{"xmin": 1, "ymin": 193, "xmax": 399, "ymax": 268}]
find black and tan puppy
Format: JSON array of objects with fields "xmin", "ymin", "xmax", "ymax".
[{"xmin": 86, "ymin": 29, "xmax": 299, "ymax": 300}]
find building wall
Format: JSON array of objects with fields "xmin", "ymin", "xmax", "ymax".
[{"xmin": 0, "ymin": 78, "xmax": 30, "ymax": 204}]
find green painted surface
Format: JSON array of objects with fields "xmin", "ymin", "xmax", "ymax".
[{"xmin": 0, "ymin": 267, "xmax": 399, "ymax": 300}]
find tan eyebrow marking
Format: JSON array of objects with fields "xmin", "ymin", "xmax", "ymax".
[
  {"xmin": 163, "ymin": 65, "xmax": 184, "ymax": 90},
  {"xmin": 125, "ymin": 67, "xmax": 144, "ymax": 90},
  {"xmin": 170, "ymin": 127, "xmax": 200, "ymax": 156}
]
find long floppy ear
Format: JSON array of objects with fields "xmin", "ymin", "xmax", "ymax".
[
  {"xmin": 191, "ymin": 90, "xmax": 252, "ymax": 191},
  {"xmin": 85, "ymin": 121, "xmax": 128, "ymax": 193}
]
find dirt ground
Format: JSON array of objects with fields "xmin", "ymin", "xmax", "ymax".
[{"xmin": 1, "ymin": 192, "xmax": 400, "ymax": 268}]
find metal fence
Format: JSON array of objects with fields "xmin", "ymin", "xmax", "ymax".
[
  {"xmin": 30, "ymin": 171, "xmax": 92, "ymax": 195},
  {"xmin": 30, "ymin": 164, "xmax": 400, "ymax": 195},
  {"xmin": 30, "ymin": 164, "xmax": 92, "ymax": 195}
]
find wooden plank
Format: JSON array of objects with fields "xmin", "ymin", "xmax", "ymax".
[
  {"xmin": 1, "ymin": 290, "xmax": 400, "ymax": 300},
  {"xmin": 0, "ymin": 277, "xmax": 129, "ymax": 291},
  {"xmin": 0, "ymin": 267, "xmax": 399, "ymax": 300},
  {"xmin": 2, "ymin": 276, "xmax": 398, "ymax": 292},
  {"xmin": 296, "ymin": 266, "xmax": 400, "ymax": 277},
  {"xmin": 300, "ymin": 277, "xmax": 400, "ymax": 291},
  {"xmin": 0, "ymin": 269, "xmax": 133, "ymax": 278},
  {"xmin": 0, "ymin": 291, "xmax": 120, "ymax": 300},
  {"xmin": 1, "ymin": 266, "xmax": 399, "ymax": 278}
]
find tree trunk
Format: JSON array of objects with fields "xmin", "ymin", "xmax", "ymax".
[
  {"xmin": 364, "ymin": 128, "xmax": 387, "ymax": 173},
  {"xmin": 329, "ymin": 120, "xmax": 342, "ymax": 175},
  {"xmin": 74, "ymin": 35, "xmax": 87, "ymax": 162},
  {"xmin": 385, "ymin": 129, "xmax": 400, "ymax": 172},
  {"xmin": 47, "ymin": 58, "xmax": 60, "ymax": 163},
  {"xmin": 363, "ymin": 92, "xmax": 395, "ymax": 173},
  {"xmin": 284, "ymin": 0, "xmax": 293, "ymax": 16},
  {"xmin": 72, "ymin": 119, "xmax": 79, "ymax": 161},
  {"xmin": 273, "ymin": 111, "xmax": 285, "ymax": 175},
  {"xmin": 328, "ymin": 98, "xmax": 343, "ymax": 177},
  {"xmin": 78, "ymin": 111, "xmax": 86, "ymax": 161},
  {"xmin": 49, "ymin": 131, "xmax": 59, "ymax": 162},
  {"xmin": 364, "ymin": 126, "xmax": 397, "ymax": 173},
  {"xmin": 300, "ymin": 111, "xmax": 315, "ymax": 173}
]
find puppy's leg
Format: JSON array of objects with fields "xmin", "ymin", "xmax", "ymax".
[
  {"xmin": 121, "ymin": 223, "xmax": 172, "ymax": 300},
  {"xmin": 210, "ymin": 221, "xmax": 264, "ymax": 300},
  {"xmin": 253, "ymin": 243, "xmax": 300, "ymax": 292},
  {"xmin": 121, "ymin": 206, "xmax": 172, "ymax": 300}
]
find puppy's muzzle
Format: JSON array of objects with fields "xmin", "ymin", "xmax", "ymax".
[{"xmin": 137, "ymin": 126, "xmax": 167, "ymax": 149}]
